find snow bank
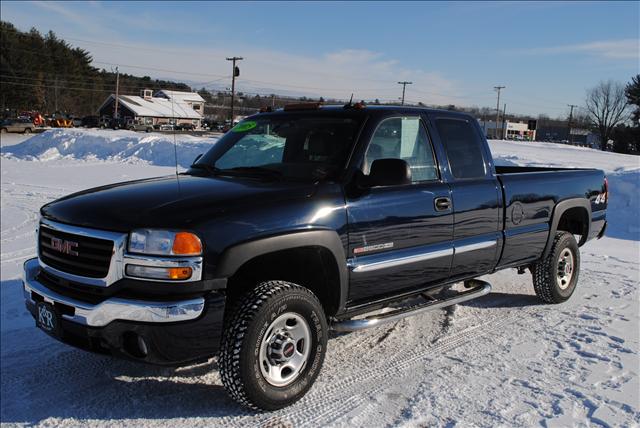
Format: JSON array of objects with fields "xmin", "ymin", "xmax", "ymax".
[
  {"xmin": 488, "ymin": 139, "xmax": 640, "ymax": 174},
  {"xmin": 0, "ymin": 129, "xmax": 217, "ymax": 168},
  {"xmin": 489, "ymin": 139, "xmax": 640, "ymax": 240}
]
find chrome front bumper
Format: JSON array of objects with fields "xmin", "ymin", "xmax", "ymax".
[{"xmin": 23, "ymin": 258, "xmax": 205, "ymax": 328}]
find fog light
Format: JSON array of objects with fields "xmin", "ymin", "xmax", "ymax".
[{"xmin": 126, "ymin": 264, "xmax": 192, "ymax": 280}]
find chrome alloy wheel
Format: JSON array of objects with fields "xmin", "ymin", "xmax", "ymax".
[
  {"xmin": 259, "ymin": 312, "xmax": 311, "ymax": 387},
  {"xmin": 556, "ymin": 248, "xmax": 575, "ymax": 290}
]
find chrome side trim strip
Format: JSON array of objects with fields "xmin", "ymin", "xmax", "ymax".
[
  {"xmin": 347, "ymin": 238, "xmax": 497, "ymax": 273},
  {"xmin": 348, "ymin": 248, "xmax": 453, "ymax": 273},
  {"xmin": 454, "ymin": 240, "xmax": 497, "ymax": 254},
  {"xmin": 23, "ymin": 258, "xmax": 204, "ymax": 327}
]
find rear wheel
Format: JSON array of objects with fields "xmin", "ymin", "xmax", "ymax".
[
  {"xmin": 23, "ymin": 128, "xmax": 31, "ymax": 134},
  {"xmin": 219, "ymin": 281, "xmax": 327, "ymax": 410},
  {"xmin": 531, "ymin": 232, "xmax": 580, "ymax": 303}
]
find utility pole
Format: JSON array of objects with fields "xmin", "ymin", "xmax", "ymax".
[
  {"xmin": 397, "ymin": 81, "xmax": 412, "ymax": 105},
  {"xmin": 114, "ymin": 67, "xmax": 120, "ymax": 122},
  {"xmin": 502, "ymin": 103, "xmax": 507, "ymax": 140},
  {"xmin": 494, "ymin": 85, "xmax": 505, "ymax": 139},
  {"xmin": 226, "ymin": 56, "xmax": 243, "ymax": 122},
  {"xmin": 567, "ymin": 104, "xmax": 578, "ymax": 145}
]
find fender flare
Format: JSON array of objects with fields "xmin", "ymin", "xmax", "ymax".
[
  {"xmin": 214, "ymin": 230, "xmax": 349, "ymax": 314},
  {"xmin": 543, "ymin": 198, "xmax": 591, "ymax": 258}
]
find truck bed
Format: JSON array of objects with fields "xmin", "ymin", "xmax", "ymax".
[{"xmin": 494, "ymin": 166, "xmax": 606, "ymax": 269}]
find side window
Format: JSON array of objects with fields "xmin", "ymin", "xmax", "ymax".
[
  {"xmin": 364, "ymin": 117, "xmax": 438, "ymax": 182},
  {"xmin": 435, "ymin": 118, "xmax": 486, "ymax": 179}
]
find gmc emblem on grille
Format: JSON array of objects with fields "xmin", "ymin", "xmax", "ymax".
[{"xmin": 50, "ymin": 237, "xmax": 79, "ymax": 256}]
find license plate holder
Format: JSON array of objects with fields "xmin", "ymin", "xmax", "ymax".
[{"xmin": 36, "ymin": 302, "xmax": 60, "ymax": 338}]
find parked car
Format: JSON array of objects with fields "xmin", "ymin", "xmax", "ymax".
[
  {"xmin": 158, "ymin": 123, "xmax": 175, "ymax": 131},
  {"xmin": 175, "ymin": 123, "xmax": 195, "ymax": 131},
  {"xmin": 23, "ymin": 105, "xmax": 607, "ymax": 410},
  {"xmin": 0, "ymin": 118, "xmax": 36, "ymax": 134},
  {"xmin": 126, "ymin": 120, "xmax": 153, "ymax": 132}
]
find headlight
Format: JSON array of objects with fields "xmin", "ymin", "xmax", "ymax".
[{"xmin": 128, "ymin": 229, "xmax": 202, "ymax": 256}]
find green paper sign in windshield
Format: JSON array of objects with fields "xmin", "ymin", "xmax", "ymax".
[{"xmin": 231, "ymin": 121, "xmax": 257, "ymax": 132}]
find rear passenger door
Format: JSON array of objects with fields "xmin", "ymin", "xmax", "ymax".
[
  {"xmin": 346, "ymin": 115, "xmax": 453, "ymax": 304},
  {"xmin": 430, "ymin": 116, "xmax": 502, "ymax": 279}
]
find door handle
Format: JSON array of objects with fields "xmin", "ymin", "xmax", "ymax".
[{"xmin": 434, "ymin": 197, "xmax": 451, "ymax": 211}]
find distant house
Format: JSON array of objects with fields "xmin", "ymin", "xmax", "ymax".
[
  {"xmin": 478, "ymin": 120, "xmax": 537, "ymax": 141},
  {"xmin": 97, "ymin": 89, "xmax": 205, "ymax": 128}
]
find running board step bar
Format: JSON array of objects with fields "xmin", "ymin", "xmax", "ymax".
[{"xmin": 331, "ymin": 280, "xmax": 492, "ymax": 332}]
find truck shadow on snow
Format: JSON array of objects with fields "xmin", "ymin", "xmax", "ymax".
[{"xmin": 465, "ymin": 291, "xmax": 541, "ymax": 308}]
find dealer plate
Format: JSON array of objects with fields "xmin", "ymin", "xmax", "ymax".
[{"xmin": 36, "ymin": 302, "xmax": 60, "ymax": 337}]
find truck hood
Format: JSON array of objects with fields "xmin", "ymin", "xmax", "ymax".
[{"xmin": 41, "ymin": 174, "xmax": 317, "ymax": 232}]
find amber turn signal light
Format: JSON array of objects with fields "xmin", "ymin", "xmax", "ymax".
[
  {"xmin": 172, "ymin": 232, "xmax": 202, "ymax": 255},
  {"xmin": 168, "ymin": 267, "xmax": 193, "ymax": 280}
]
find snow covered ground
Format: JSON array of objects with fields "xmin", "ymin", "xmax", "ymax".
[{"xmin": 1, "ymin": 130, "xmax": 638, "ymax": 427}]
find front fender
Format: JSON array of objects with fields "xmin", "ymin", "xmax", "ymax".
[{"xmin": 213, "ymin": 230, "xmax": 349, "ymax": 314}]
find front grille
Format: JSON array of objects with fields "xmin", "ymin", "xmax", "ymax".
[{"xmin": 39, "ymin": 225, "xmax": 114, "ymax": 278}]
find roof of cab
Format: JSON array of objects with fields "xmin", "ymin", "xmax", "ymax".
[{"xmin": 250, "ymin": 104, "xmax": 473, "ymax": 120}]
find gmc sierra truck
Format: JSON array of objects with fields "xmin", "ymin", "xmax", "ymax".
[{"xmin": 23, "ymin": 104, "xmax": 608, "ymax": 410}]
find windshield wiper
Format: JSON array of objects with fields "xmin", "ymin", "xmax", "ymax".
[
  {"xmin": 218, "ymin": 166, "xmax": 283, "ymax": 179},
  {"xmin": 188, "ymin": 163, "xmax": 221, "ymax": 175}
]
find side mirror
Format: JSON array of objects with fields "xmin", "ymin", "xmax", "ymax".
[
  {"xmin": 367, "ymin": 159, "xmax": 412, "ymax": 187},
  {"xmin": 193, "ymin": 153, "xmax": 203, "ymax": 164}
]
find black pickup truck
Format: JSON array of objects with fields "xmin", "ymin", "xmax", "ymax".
[{"xmin": 23, "ymin": 104, "xmax": 608, "ymax": 410}]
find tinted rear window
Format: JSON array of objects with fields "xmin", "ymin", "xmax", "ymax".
[{"xmin": 435, "ymin": 119, "xmax": 486, "ymax": 179}]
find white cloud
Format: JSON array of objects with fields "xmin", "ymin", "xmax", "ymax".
[
  {"xmin": 520, "ymin": 39, "xmax": 639, "ymax": 60},
  {"xmin": 4, "ymin": 2, "xmax": 464, "ymax": 105},
  {"xmin": 84, "ymin": 42, "xmax": 462, "ymax": 105}
]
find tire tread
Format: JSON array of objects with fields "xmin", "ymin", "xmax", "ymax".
[
  {"xmin": 531, "ymin": 231, "xmax": 578, "ymax": 304},
  {"xmin": 219, "ymin": 280, "xmax": 323, "ymax": 410}
]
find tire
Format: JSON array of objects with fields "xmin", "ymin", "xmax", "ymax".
[
  {"xmin": 0, "ymin": 128, "xmax": 7, "ymax": 134},
  {"xmin": 531, "ymin": 231, "xmax": 580, "ymax": 303},
  {"xmin": 220, "ymin": 281, "xmax": 328, "ymax": 410},
  {"xmin": 23, "ymin": 128, "xmax": 31, "ymax": 134}
]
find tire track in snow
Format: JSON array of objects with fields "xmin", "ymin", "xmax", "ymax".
[{"xmin": 242, "ymin": 307, "xmax": 525, "ymax": 427}]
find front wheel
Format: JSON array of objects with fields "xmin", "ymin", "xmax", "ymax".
[
  {"xmin": 219, "ymin": 281, "xmax": 327, "ymax": 410},
  {"xmin": 531, "ymin": 231, "xmax": 580, "ymax": 303}
]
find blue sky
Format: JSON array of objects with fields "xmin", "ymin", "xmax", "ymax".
[{"xmin": 2, "ymin": 1, "xmax": 638, "ymax": 116}]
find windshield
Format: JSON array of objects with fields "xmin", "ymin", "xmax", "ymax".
[{"xmin": 190, "ymin": 114, "xmax": 362, "ymax": 181}]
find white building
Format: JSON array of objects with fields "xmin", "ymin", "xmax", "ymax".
[
  {"xmin": 98, "ymin": 89, "xmax": 205, "ymax": 128},
  {"xmin": 478, "ymin": 120, "xmax": 536, "ymax": 141}
]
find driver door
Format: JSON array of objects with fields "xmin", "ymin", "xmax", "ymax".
[{"xmin": 345, "ymin": 115, "xmax": 453, "ymax": 305}]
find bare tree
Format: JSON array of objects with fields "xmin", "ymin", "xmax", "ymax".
[{"xmin": 585, "ymin": 80, "xmax": 629, "ymax": 150}]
